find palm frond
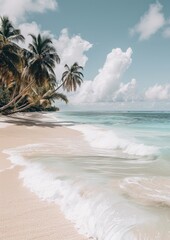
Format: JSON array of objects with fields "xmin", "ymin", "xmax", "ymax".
[
  {"xmin": 29, "ymin": 34, "xmax": 37, "ymax": 43},
  {"xmin": 8, "ymin": 34, "xmax": 25, "ymax": 43},
  {"xmin": 45, "ymin": 92, "xmax": 68, "ymax": 103},
  {"xmin": 28, "ymin": 43, "xmax": 38, "ymax": 54},
  {"xmin": 61, "ymin": 62, "xmax": 84, "ymax": 92}
]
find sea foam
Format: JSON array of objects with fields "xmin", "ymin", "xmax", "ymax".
[
  {"xmin": 69, "ymin": 125, "xmax": 158, "ymax": 157},
  {"xmin": 120, "ymin": 177, "xmax": 170, "ymax": 207},
  {"xmin": 18, "ymin": 164, "xmax": 149, "ymax": 240},
  {"xmin": 4, "ymin": 144, "xmax": 153, "ymax": 240}
]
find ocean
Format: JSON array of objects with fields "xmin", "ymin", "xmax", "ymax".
[{"xmin": 5, "ymin": 111, "xmax": 170, "ymax": 240}]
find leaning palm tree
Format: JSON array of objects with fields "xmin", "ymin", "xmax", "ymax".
[
  {"xmin": 24, "ymin": 33, "xmax": 60, "ymax": 86},
  {"xmin": 0, "ymin": 16, "xmax": 25, "ymax": 111},
  {"xmin": 0, "ymin": 43, "xmax": 24, "ymax": 111},
  {"xmin": 47, "ymin": 62, "xmax": 84, "ymax": 95},
  {"xmin": 43, "ymin": 62, "xmax": 84, "ymax": 102},
  {"xmin": 0, "ymin": 16, "xmax": 25, "ymax": 44},
  {"xmin": 19, "ymin": 33, "xmax": 60, "ymax": 105},
  {"xmin": 0, "ymin": 16, "xmax": 25, "ymax": 80},
  {"xmin": 61, "ymin": 62, "xmax": 84, "ymax": 92},
  {"xmin": 7, "ymin": 89, "xmax": 68, "ymax": 115},
  {"xmin": 0, "ymin": 42, "xmax": 21, "ymax": 82},
  {"xmin": 2, "ymin": 33, "xmax": 61, "ymax": 114}
]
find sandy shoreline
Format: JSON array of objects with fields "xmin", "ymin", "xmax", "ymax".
[{"xmin": 0, "ymin": 113, "xmax": 87, "ymax": 240}]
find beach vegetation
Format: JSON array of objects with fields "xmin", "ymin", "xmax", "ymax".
[
  {"xmin": 0, "ymin": 16, "xmax": 84, "ymax": 115},
  {"xmin": 61, "ymin": 63, "xmax": 84, "ymax": 92}
]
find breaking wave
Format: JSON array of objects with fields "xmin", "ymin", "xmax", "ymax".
[{"xmin": 70, "ymin": 125, "xmax": 158, "ymax": 157}]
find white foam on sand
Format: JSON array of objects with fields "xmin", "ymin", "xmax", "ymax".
[{"xmin": 3, "ymin": 144, "xmax": 160, "ymax": 240}]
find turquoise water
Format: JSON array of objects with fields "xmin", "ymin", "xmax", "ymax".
[
  {"xmin": 59, "ymin": 111, "xmax": 170, "ymax": 158},
  {"xmin": 18, "ymin": 111, "xmax": 170, "ymax": 239}
]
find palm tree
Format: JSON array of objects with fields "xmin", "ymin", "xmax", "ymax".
[
  {"xmin": 0, "ymin": 17, "xmax": 85, "ymax": 114},
  {"xmin": 22, "ymin": 34, "xmax": 60, "ymax": 86},
  {"xmin": 0, "ymin": 42, "xmax": 21, "ymax": 82},
  {"xmin": 0, "ymin": 16, "xmax": 25, "ymax": 111},
  {"xmin": 6, "ymin": 90, "xmax": 68, "ymax": 115},
  {"xmin": 0, "ymin": 16, "xmax": 25, "ymax": 81},
  {"xmin": 61, "ymin": 62, "xmax": 84, "ymax": 92},
  {"xmin": 2, "ymin": 33, "xmax": 61, "ymax": 114},
  {"xmin": 20, "ymin": 34, "xmax": 60, "ymax": 105},
  {"xmin": 0, "ymin": 16, "xmax": 25, "ymax": 44},
  {"xmin": 46, "ymin": 62, "xmax": 84, "ymax": 99}
]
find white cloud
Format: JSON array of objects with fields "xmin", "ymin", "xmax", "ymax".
[
  {"xmin": 18, "ymin": 21, "xmax": 54, "ymax": 48},
  {"xmin": 53, "ymin": 28, "xmax": 92, "ymax": 80},
  {"xmin": 0, "ymin": 0, "xmax": 58, "ymax": 23},
  {"xmin": 130, "ymin": 1, "xmax": 165, "ymax": 40},
  {"xmin": 70, "ymin": 48, "xmax": 133, "ymax": 104},
  {"xmin": 92, "ymin": 48, "xmax": 133, "ymax": 101},
  {"xmin": 113, "ymin": 78, "xmax": 137, "ymax": 102},
  {"xmin": 145, "ymin": 84, "xmax": 170, "ymax": 100},
  {"xmin": 18, "ymin": 22, "xmax": 41, "ymax": 48},
  {"xmin": 15, "ymin": 24, "xmax": 135, "ymax": 105}
]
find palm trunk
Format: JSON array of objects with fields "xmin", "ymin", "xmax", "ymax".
[
  {"xmin": 14, "ymin": 93, "xmax": 27, "ymax": 107},
  {"xmin": 0, "ymin": 80, "xmax": 34, "ymax": 111},
  {"xmin": 16, "ymin": 101, "xmax": 31, "ymax": 110},
  {"xmin": 10, "ymin": 82, "xmax": 19, "ymax": 101},
  {"xmin": 42, "ymin": 79, "xmax": 66, "ymax": 99},
  {"xmin": 5, "ymin": 102, "xmax": 34, "ymax": 115}
]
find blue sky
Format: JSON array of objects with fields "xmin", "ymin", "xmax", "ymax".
[
  {"xmin": 0, "ymin": 0, "xmax": 170, "ymax": 109},
  {"xmin": 32, "ymin": 0, "xmax": 170, "ymax": 89}
]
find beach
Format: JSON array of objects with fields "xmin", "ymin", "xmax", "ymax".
[
  {"xmin": 0, "ymin": 111, "xmax": 170, "ymax": 240},
  {"xmin": 0, "ymin": 113, "xmax": 87, "ymax": 240},
  {"xmin": 1, "ymin": 0, "xmax": 170, "ymax": 239}
]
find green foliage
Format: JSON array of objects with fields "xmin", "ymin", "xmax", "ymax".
[
  {"xmin": 62, "ymin": 62, "xmax": 84, "ymax": 92},
  {"xmin": 0, "ymin": 16, "xmax": 84, "ymax": 115},
  {"xmin": 0, "ymin": 87, "xmax": 10, "ymax": 107}
]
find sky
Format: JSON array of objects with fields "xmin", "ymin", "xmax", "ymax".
[{"xmin": 0, "ymin": 0, "xmax": 170, "ymax": 110}]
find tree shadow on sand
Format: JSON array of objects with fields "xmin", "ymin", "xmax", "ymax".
[{"xmin": 0, "ymin": 114, "xmax": 75, "ymax": 128}]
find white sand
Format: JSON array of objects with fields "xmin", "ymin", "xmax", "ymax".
[{"xmin": 0, "ymin": 113, "xmax": 87, "ymax": 240}]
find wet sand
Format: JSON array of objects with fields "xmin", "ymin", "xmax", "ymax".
[{"xmin": 0, "ymin": 113, "xmax": 87, "ymax": 240}]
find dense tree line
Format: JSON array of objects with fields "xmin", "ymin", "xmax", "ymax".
[{"xmin": 0, "ymin": 16, "xmax": 84, "ymax": 115}]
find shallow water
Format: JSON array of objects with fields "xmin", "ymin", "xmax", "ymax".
[{"xmin": 6, "ymin": 111, "xmax": 170, "ymax": 239}]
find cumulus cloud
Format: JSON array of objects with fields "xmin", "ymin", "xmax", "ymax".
[
  {"xmin": 70, "ymin": 48, "xmax": 133, "ymax": 104},
  {"xmin": 18, "ymin": 21, "xmax": 54, "ymax": 48},
  {"xmin": 0, "ymin": 0, "xmax": 57, "ymax": 23},
  {"xmin": 18, "ymin": 22, "xmax": 42, "ymax": 48},
  {"xmin": 130, "ymin": 1, "xmax": 165, "ymax": 40},
  {"xmin": 92, "ymin": 48, "xmax": 133, "ymax": 101},
  {"xmin": 145, "ymin": 84, "xmax": 170, "ymax": 100},
  {"xmin": 53, "ymin": 28, "xmax": 92, "ymax": 80},
  {"xmin": 113, "ymin": 78, "xmax": 137, "ymax": 102}
]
